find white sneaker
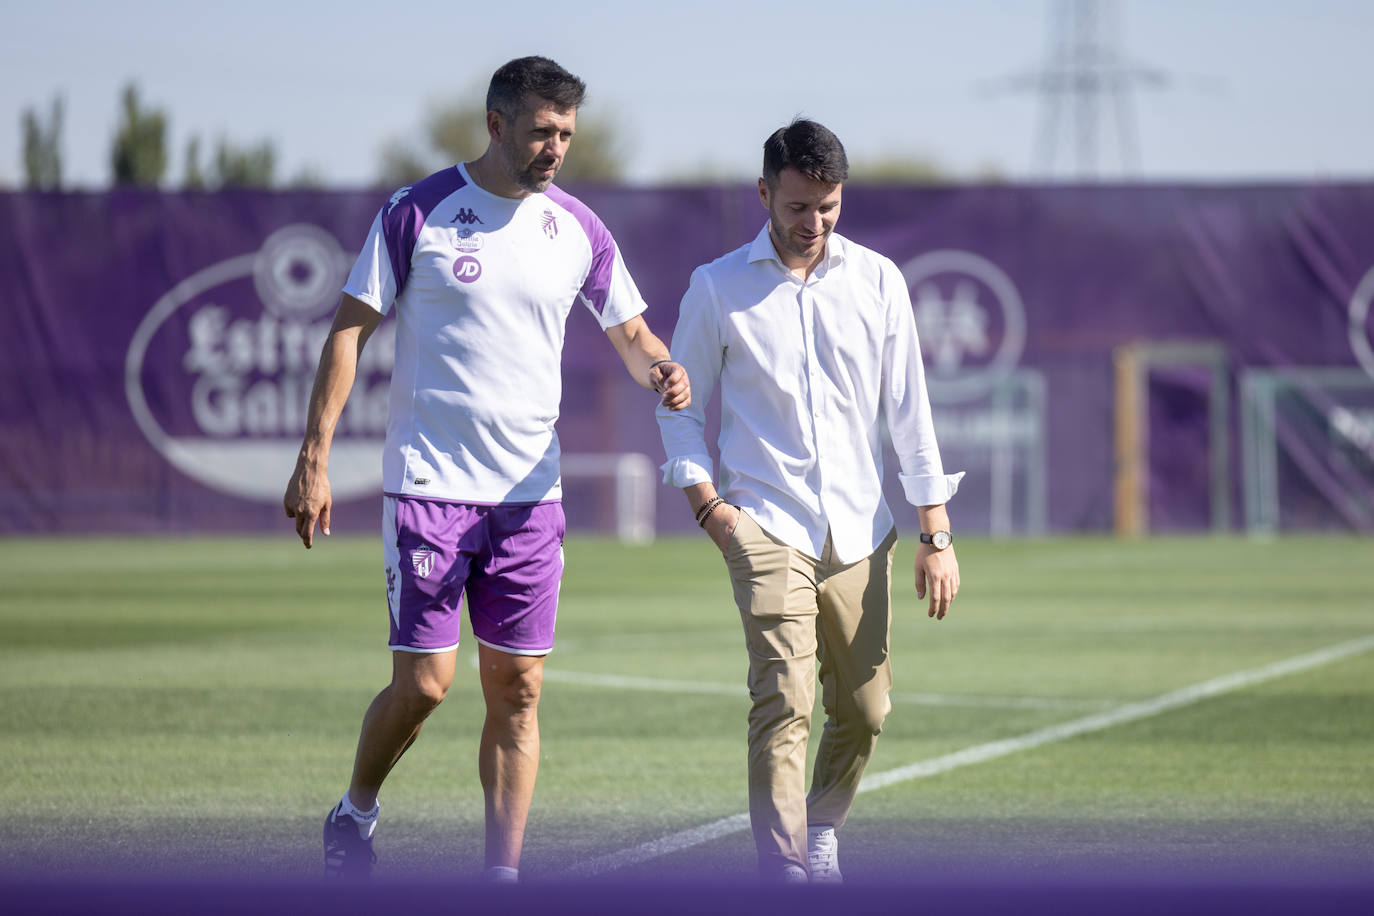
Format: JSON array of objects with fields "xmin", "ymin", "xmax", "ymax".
[
  {"xmin": 807, "ymin": 825, "xmax": 842, "ymax": 885},
  {"xmin": 779, "ymin": 864, "xmax": 809, "ymax": 884},
  {"xmin": 481, "ymin": 865, "xmax": 519, "ymax": 883}
]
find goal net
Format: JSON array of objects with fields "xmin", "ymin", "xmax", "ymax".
[{"xmin": 1240, "ymin": 368, "xmax": 1374, "ymax": 533}]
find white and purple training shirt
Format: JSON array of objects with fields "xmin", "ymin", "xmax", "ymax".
[{"xmin": 344, "ymin": 162, "xmax": 648, "ymax": 505}]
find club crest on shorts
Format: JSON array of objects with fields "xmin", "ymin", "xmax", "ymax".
[{"xmin": 411, "ymin": 546, "xmax": 436, "ymax": 579}]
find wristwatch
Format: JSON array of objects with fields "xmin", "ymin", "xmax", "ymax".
[{"xmin": 919, "ymin": 530, "xmax": 953, "ymax": 550}]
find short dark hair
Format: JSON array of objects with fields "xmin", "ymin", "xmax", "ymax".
[
  {"xmin": 762, "ymin": 119, "xmax": 849, "ymax": 187},
  {"xmin": 486, "ymin": 56, "xmax": 586, "ymax": 118}
]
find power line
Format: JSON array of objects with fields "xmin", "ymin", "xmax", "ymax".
[{"xmin": 988, "ymin": 0, "xmax": 1170, "ymax": 179}]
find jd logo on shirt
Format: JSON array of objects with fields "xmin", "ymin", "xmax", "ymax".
[{"xmin": 453, "ymin": 256, "xmax": 482, "ymax": 283}]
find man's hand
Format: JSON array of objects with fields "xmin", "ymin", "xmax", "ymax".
[
  {"xmin": 702, "ymin": 503, "xmax": 740, "ymax": 554},
  {"xmin": 651, "ymin": 360, "xmax": 691, "ymax": 411},
  {"xmin": 281, "ymin": 295, "xmax": 379, "ymax": 549},
  {"xmin": 604, "ymin": 316, "xmax": 690, "ymax": 410},
  {"xmin": 915, "ymin": 545, "xmax": 959, "ymax": 620},
  {"xmin": 283, "ymin": 458, "xmax": 331, "ymax": 549}
]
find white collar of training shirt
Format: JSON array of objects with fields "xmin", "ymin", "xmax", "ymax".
[{"xmin": 746, "ymin": 224, "xmax": 848, "ymax": 280}]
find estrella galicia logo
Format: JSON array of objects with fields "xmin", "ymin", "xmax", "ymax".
[
  {"xmin": 125, "ymin": 224, "xmax": 392, "ymax": 503},
  {"xmin": 453, "ymin": 256, "xmax": 482, "ymax": 283},
  {"xmin": 451, "ymin": 208, "xmax": 484, "ymax": 225},
  {"xmin": 453, "ymin": 229, "xmax": 484, "ymax": 253}
]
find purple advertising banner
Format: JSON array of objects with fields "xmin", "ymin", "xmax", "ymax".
[{"xmin": 3, "ymin": 183, "xmax": 1373, "ymax": 536}]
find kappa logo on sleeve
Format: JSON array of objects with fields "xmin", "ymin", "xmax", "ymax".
[{"xmin": 386, "ymin": 186, "xmax": 413, "ymax": 215}]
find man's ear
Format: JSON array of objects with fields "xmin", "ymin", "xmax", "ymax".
[
  {"xmin": 758, "ymin": 177, "xmax": 769, "ymax": 210},
  {"xmin": 486, "ymin": 110, "xmax": 502, "ymax": 142}
]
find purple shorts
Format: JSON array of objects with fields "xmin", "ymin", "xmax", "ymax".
[{"xmin": 383, "ymin": 496, "xmax": 565, "ymax": 655}]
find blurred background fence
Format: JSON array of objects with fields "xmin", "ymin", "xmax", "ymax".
[{"xmin": 3, "ymin": 182, "xmax": 1373, "ymax": 538}]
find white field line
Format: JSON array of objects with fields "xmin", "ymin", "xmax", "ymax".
[
  {"xmin": 541, "ymin": 669, "xmax": 741, "ymax": 697},
  {"xmin": 540, "ymin": 668, "xmax": 1111, "ymax": 710},
  {"xmin": 561, "ymin": 633, "xmax": 1374, "ymax": 879},
  {"xmin": 891, "ymin": 691, "xmax": 1111, "ymax": 711}
]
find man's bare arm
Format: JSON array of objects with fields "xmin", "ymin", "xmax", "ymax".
[
  {"xmin": 605, "ymin": 314, "xmax": 691, "ymax": 411},
  {"xmin": 283, "ymin": 294, "xmax": 383, "ymax": 548}
]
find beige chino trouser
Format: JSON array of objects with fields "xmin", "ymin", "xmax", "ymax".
[{"xmin": 723, "ymin": 510, "xmax": 897, "ymax": 874}]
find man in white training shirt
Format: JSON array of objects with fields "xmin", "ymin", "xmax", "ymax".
[
  {"xmin": 657, "ymin": 119, "xmax": 961, "ymax": 884},
  {"xmin": 284, "ymin": 56, "xmax": 689, "ymax": 882}
]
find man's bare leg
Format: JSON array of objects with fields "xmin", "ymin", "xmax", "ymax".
[
  {"xmin": 476, "ymin": 643, "xmax": 545, "ymax": 869},
  {"xmin": 347, "ymin": 649, "xmax": 457, "ymax": 809}
]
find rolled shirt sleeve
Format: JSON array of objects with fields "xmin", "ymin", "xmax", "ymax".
[
  {"xmin": 657, "ymin": 265, "xmax": 722, "ymax": 487},
  {"xmin": 880, "ymin": 259, "xmax": 965, "ymax": 508}
]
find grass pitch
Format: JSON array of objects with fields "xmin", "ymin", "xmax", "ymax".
[{"xmin": 1, "ymin": 533, "xmax": 1371, "ymax": 883}]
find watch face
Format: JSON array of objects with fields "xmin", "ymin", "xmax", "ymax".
[{"xmin": 932, "ymin": 530, "xmax": 952, "ymax": 550}]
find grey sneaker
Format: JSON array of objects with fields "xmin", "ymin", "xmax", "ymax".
[
  {"xmin": 779, "ymin": 864, "xmax": 809, "ymax": 884},
  {"xmin": 323, "ymin": 803, "xmax": 376, "ymax": 880},
  {"xmin": 807, "ymin": 825, "xmax": 842, "ymax": 884}
]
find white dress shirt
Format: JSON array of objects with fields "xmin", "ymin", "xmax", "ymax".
[{"xmin": 657, "ymin": 225, "xmax": 963, "ymax": 564}]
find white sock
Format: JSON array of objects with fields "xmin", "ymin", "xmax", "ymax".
[
  {"xmin": 482, "ymin": 865, "xmax": 519, "ymax": 883},
  {"xmin": 338, "ymin": 792, "xmax": 379, "ymax": 839}
]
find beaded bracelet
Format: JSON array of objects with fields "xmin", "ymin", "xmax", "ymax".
[
  {"xmin": 698, "ymin": 498, "xmax": 728, "ymax": 528},
  {"xmin": 694, "ymin": 496, "xmax": 724, "ymax": 523}
]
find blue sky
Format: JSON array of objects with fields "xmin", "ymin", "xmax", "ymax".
[{"xmin": 3, "ymin": 0, "xmax": 1371, "ymax": 188}]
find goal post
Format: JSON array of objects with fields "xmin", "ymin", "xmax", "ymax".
[
  {"xmin": 1113, "ymin": 340, "xmax": 1231, "ymax": 536},
  {"xmin": 1239, "ymin": 368, "xmax": 1374, "ymax": 533},
  {"xmin": 559, "ymin": 452, "xmax": 657, "ymax": 544}
]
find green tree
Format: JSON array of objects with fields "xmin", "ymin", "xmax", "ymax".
[
  {"xmin": 212, "ymin": 138, "xmax": 276, "ymax": 187},
  {"xmin": 847, "ymin": 155, "xmax": 951, "ymax": 185},
  {"xmin": 287, "ymin": 164, "xmax": 326, "ymax": 189},
  {"xmin": 110, "ymin": 84, "xmax": 168, "ymax": 186},
  {"xmin": 848, "ymin": 155, "xmax": 1006, "ymax": 186},
  {"xmin": 181, "ymin": 135, "xmax": 279, "ymax": 189},
  {"xmin": 21, "ymin": 94, "xmax": 64, "ymax": 189},
  {"xmin": 183, "ymin": 136, "xmax": 206, "ymax": 190},
  {"xmin": 379, "ymin": 92, "xmax": 626, "ymax": 187}
]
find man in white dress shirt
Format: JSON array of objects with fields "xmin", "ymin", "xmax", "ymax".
[{"xmin": 656, "ymin": 119, "xmax": 962, "ymax": 883}]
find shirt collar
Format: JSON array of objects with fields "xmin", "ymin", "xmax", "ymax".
[{"xmin": 747, "ymin": 224, "xmax": 847, "ymax": 276}]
